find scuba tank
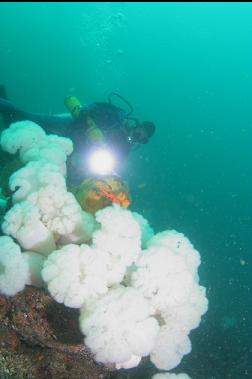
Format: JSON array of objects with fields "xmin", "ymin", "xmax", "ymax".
[{"xmin": 64, "ymin": 96, "xmax": 82, "ymax": 119}]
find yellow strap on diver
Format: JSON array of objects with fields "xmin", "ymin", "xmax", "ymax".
[
  {"xmin": 86, "ymin": 125, "xmax": 104, "ymax": 143},
  {"xmin": 86, "ymin": 117, "xmax": 105, "ymax": 143}
]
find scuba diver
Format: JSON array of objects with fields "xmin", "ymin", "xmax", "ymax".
[{"xmin": 0, "ymin": 86, "xmax": 155, "ymax": 184}]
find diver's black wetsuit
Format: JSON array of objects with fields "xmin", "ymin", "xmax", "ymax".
[
  {"xmin": 0, "ymin": 97, "xmax": 133, "ymax": 184},
  {"xmin": 0, "ymin": 98, "xmax": 130, "ymax": 146}
]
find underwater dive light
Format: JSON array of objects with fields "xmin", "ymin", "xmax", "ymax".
[{"xmin": 89, "ymin": 147, "xmax": 116, "ymax": 175}]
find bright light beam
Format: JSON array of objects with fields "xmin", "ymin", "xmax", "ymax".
[{"xmin": 89, "ymin": 148, "xmax": 116, "ymax": 175}]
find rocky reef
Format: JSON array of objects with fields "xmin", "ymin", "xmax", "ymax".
[{"xmin": 0, "ymin": 286, "xmax": 112, "ymax": 379}]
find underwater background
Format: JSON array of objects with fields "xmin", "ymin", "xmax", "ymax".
[{"xmin": 0, "ymin": 2, "xmax": 251, "ymax": 378}]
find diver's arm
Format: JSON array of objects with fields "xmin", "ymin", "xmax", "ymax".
[
  {"xmin": 0, "ymin": 97, "xmax": 72, "ymax": 136},
  {"xmin": 26, "ymin": 112, "xmax": 73, "ymax": 136}
]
